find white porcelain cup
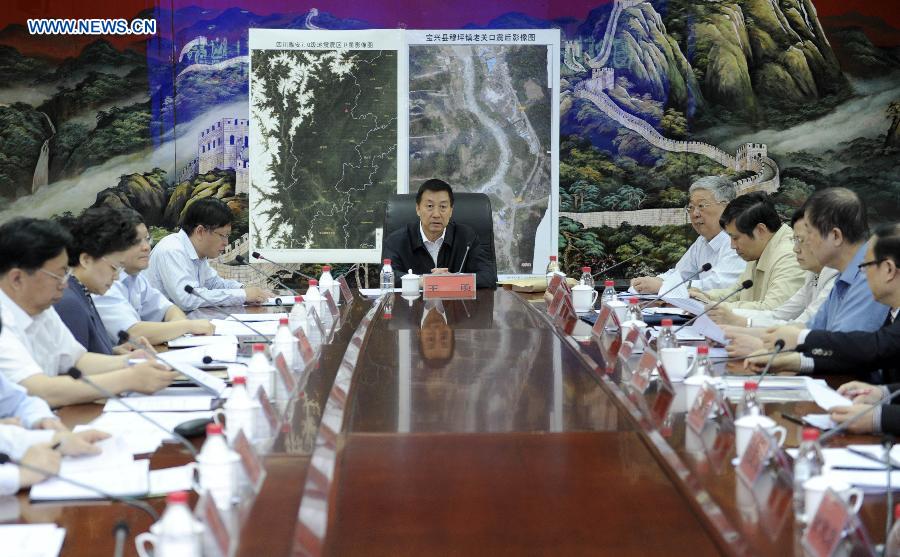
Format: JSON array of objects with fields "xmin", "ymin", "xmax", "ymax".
[
  {"xmin": 660, "ymin": 347, "xmax": 694, "ymax": 382},
  {"xmin": 734, "ymin": 414, "xmax": 786, "ymax": 459},
  {"xmin": 136, "ymin": 522, "xmax": 203, "ymax": 557},
  {"xmin": 401, "ymin": 271, "xmax": 420, "ymax": 296},
  {"xmin": 571, "ymin": 285, "xmax": 598, "ymax": 313},
  {"xmin": 683, "ymin": 375, "xmax": 723, "ymax": 413},
  {"xmin": 803, "ymin": 475, "xmax": 864, "ymax": 521},
  {"xmin": 607, "ymin": 300, "xmax": 627, "ymax": 324}
]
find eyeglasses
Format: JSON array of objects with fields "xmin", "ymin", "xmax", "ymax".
[
  {"xmin": 791, "ymin": 236, "xmax": 806, "ymax": 247},
  {"xmin": 206, "ymin": 227, "xmax": 230, "ymax": 242},
  {"xmin": 101, "ymin": 257, "xmax": 125, "ymax": 275},
  {"xmin": 684, "ymin": 201, "xmax": 725, "ymax": 215},
  {"xmin": 38, "ymin": 267, "xmax": 73, "ymax": 285},
  {"xmin": 858, "ymin": 259, "xmax": 885, "ymax": 270}
]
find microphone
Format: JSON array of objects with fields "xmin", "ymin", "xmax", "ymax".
[
  {"xmin": 674, "ymin": 280, "xmax": 753, "ymax": 335},
  {"xmin": 591, "ymin": 251, "xmax": 643, "ymax": 279},
  {"xmin": 251, "ymin": 251, "xmax": 315, "ymax": 281},
  {"xmin": 818, "ymin": 388, "xmax": 900, "ymax": 444},
  {"xmin": 640, "ymin": 262, "xmax": 712, "ymax": 308},
  {"xmin": 201, "ymin": 356, "xmax": 242, "ymax": 365},
  {"xmin": 113, "ymin": 520, "xmax": 129, "ymax": 557},
  {"xmin": 64, "ymin": 367, "xmax": 198, "ymax": 458},
  {"xmin": 755, "ymin": 339, "xmax": 785, "ymax": 387},
  {"xmin": 118, "ymin": 330, "xmax": 157, "ymax": 357},
  {"xmin": 183, "ymin": 285, "xmax": 272, "ymax": 342},
  {"xmin": 235, "ymin": 255, "xmax": 298, "ymax": 295},
  {"xmin": 0, "ymin": 452, "xmax": 159, "ymax": 520},
  {"xmin": 456, "ymin": 244, "xmax": 471, "ymax": 274}
]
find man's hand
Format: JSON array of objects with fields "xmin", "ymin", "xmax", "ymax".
[
  {"xmin": 51, "ymin": 430, "xmax": 110, "ymax": 457},
  {"xmin": 744, "ymin": 350, "xmax": 801, "ymax": 373},
  {"xmin": 244, "ymin": 286, "xmax": 271, "ymax": 304},
  {"xmin": 706, "ymin": 305, "xmax": 746, "ymax": 327},
  {"xmin": 724, "ymin": 332, "xmax": 764, "ymax": 359},
  {"xmin": 0, "ymin": 417, "xmax": 21, "ymax": 426},
  {"xmin": 431, "ymin": 268, "xmax": 450, "ymax": 274},
  {"xmin": 127, "ymin": 361, "xmax": 177, "ymax": 394},
  {"xmin": 630, "ymin": 276, "xmax": 662, "ymax": 294},
  {"xmin": 18, "ymin": 444, "xmax": 61, "ymax": 488},
  {"xmin": 763, "ymin": 325, "xmax": 804, "ymax": 351},
  {"xmin": 33, "ymin": 418, "xmax": 66, "ymax": 431},
  {"xmin": 689, "ymin": 288, "xmax": 711, "ymax": 304},
  {"xmin": 187, "ymin": 319, "xmax": 215, "ymax": 335},
  {"xmin": 837, "ymin": 381, "xmax": 884, "ymax": 405},
  {"xmin": 830, "ymin": 404, "xmax": 877, "ymax": 434}
]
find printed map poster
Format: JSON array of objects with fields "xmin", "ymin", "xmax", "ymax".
[
  {"xmin": 249, "ymin": 29, "xmax": 402, "ymax": 263},
  {"xmin": 405, "ymin": 30, "xmax": 560, "ymax": 278}
]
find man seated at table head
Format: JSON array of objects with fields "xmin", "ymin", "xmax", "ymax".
[
  {"xmin": 147, "ymin": 197, "xmax": 272, "ymax": 311},
  {"xmin": 93, "ymin": 208, "xmax": 214, "ymax": 345},
  {"xmin": 631, "ymin": 176, "xmax": 745, "ymax": 294},
  {"xmin": 692, "ymin": 191, "xmax": 805, "ymax": 310},
  {"xmin": 382, "ymin": 179, "xmax": 498, "ymax": 289},
  {"xmin": 0, "ymin": 218, "xmax": 176, "ymax": 408}
]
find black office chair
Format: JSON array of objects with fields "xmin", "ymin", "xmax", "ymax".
[{"xmin": 382, "ymin": 192, "xmax": 497, "ymax": 267}]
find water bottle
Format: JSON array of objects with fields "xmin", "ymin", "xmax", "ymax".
[
  {"xmin": 245, "ymin": 343, "xmax": 275, "ymax": 398},
  {"xmin": 579, "ymin": 266, "xmax": 595, "ymax": 289},
  {"xmin": 197, "ymin": 423, "xmax": 240, "ymax": 511},
  {"xmin": 600, "ymin": 280, "xmax": 617, "ymax": 305},
  {"xmin": 686, "ymin": 344, "xmax": 713, "ymax": 379},
  {"xmin": 272, "ymin": 317, "xmax": 296, "ymax": 369},
  {"xmin": 624, "ymin": 296, "xmax": 642, "ymax": 323},
  {"xmin": 545, "ymin": 255, "xmax": 562, "ymax": 277},
  {"xmin": 793, "ymin": 427, "xmax": 825, "ymax": 523},
  {"xmin": 736, "ymin": 381, "xmax": 763, "ymax": 419},
  {"xmin": 380, "ymin": 258, "xmax": 394, "ymax": 294},
  {"xmin": 289, "ymin": 296, "xmax": 308, "ymax": 336},
  {"xmin": 657, "ymin": 318, "xmax": 679, "ymax": 350},
  {"xmin": 304, "ymin": 278, "xmax": 321, "ymax": 302},
  {"xmin": 220, "ymin": 376, "xmax": 259, "ymax": 443},
  {"xmin": 320, "ymin": 265, "xmax": 338, "ymax": 304},
  {"xmin": 137, "ymin": 490, "xmax": 201, "ymax": 557}
]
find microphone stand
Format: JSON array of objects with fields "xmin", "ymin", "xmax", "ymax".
[
  {"xmin": 755, "ymin": 339, "xmax": 785, "ymax": 387},
  {"xmin": 674, "ymin": 280, "xmax": 753, "ymax": 335},
  {"xmin": 183, "ymin": 285, "xmax": 273, "ymax": 342},
  {"xmin": 235, "ymin": 255, "xmax": 298, "ymax": 295},
  {"xmin": 591, "ymin": 252, "xmax": 643, "ymax": 279},
  {"xmin": 886, "ymin": 435, "xmax": 895, "ymax": 557},
  {"xmin": 639, "ymin": 263, "xmax": 712, "ymax": 308},
  {"xmin": 113, "ymin": 521, "xmax": 129, "ymax": 557},
  {"xmin": 456, "ymin": 244, "xmax": 471, "ymax": 274}
]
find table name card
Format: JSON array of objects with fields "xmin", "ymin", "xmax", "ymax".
[
  {"xmin": 422, "ymin": 273, "xmax": 476, "ymax": 299},
  {"xmin": 308, "ymin": 306, "xmax": 327, "ymax": 338},
  {"xmin": 627, "ymin": 349, "xmax": 659, "ymax": 394},
  {"xmin": 273, "ymin": 352, "xmax": 297, "ymax": 395},
  {"xmin": 548, "ymin": 289, "xmax": 566, "ymax": 317},
  {"xmin": 802, "ymin": 489, "xmax": 852, "ymax": 557},
  {"xmin": 233, "ymin": 430, "xmax": 266, "ymax": 493},
  {"xmin": 322, "ymin": 289, "xmax": 340, "ymax": 318},
  {"xmin": 198, "ymin": 492, "xmax": 232, "ymax": 557},
  {"xmin": 338, "ymin": 276, "xmax": 353, "ymax": 303},
  {"xmin": 547, "ymin": 273, "xmax": 564, "ymax": 295},
  {"xmin": 737, "ymin": 427, "xmax": 775, "ymax": 487},
  {"xmin": 687, "ymin": 382, "xmax": 718, "ymax": 433},
  {"xmin": 293, "ymin": 327, "xmax": 316, "ymax": 366},
  {"xmin": 256, "ymin": 386, "xmax": 281, "ymax": 435}
]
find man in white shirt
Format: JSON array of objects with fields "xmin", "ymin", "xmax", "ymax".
[
  {"xmin": 93, "ymin": 211, "xmax": 215, "ymax": 345},
  {"xmin": 631, "ymin": 176, "xmax": 745, "ymax": 294},
  {"xmin": 0, "ymin": 218, "xmax": 176, "ymax": 408},
  {"xmin": 147, "ymin": 198, "xmax": 270, "ymax": 311}
]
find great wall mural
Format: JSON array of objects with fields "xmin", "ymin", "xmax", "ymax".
[{"xmin": 0, "ymin": 0, "xmax": 898, "ymax": 283}]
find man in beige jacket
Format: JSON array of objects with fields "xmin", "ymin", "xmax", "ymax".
[{"xmin": 692, "ymin": 191, "xmax": 805, "ymax": 310}]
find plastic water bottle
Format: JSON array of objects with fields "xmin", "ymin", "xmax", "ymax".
[
  {"xmin": 245, "ymin": 343, "xmax": 275, "ymax": 398},
  {"xmin": 197, "ymin": 423, "xmax": 240, "ymax": 511},
  {"xmin": 221, "ymin": 376, "xmax": 259, "ymax": 443},
  {"xmin": 320, "ymin": 265, "xmax": 338, "ymax": 304},
  {"xmin": 600, "ymin": 280, "xmax": 617, "ymax": 305},
  {"xmin": 545, "ymin": 255, "xmax": 562, "ymax": 277},
  {"xmin": 272, "ymin": 317, "xmax": 295, "ymax": 369},
  {"xmin": 624, "ymin": 296, "xmax": 642, "ymax": 323},
  {"xmin": 380, "ymin": 258, "xmax": 394, "ymax": 294},
  {"xmin": 143, "ymin": 490, "xmax": 201, "ymax": 557},
  {"xmin": 579, "ymin": 266, "xmax": 595, "ymax": 289},
  {"xmin": 289, "ymin": 296, "xmax": 308, "ymax": 336},
  {"xmin": 885, "ymin": 504, "xmax": 900, "ymax": 556},
  {"xmin": 657, "ymin": 318, "xmax": 679, "ymax": 350},
  {"xmin": 736, "ymin": 381, "xmax": 762, "ymax": 419},
  {"xmin": 686, "ymin": 344, "xmax": 713, "ymax": 379},
  {"xmin": 304, "ymin": 279, "xmax": 321, "ymax": 302},
  {"xmin": 793, "ymin": 427, "xmax": 825, "ymax": 522}
]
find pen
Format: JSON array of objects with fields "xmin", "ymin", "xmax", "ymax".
[
  {"xmin": 780, "ymin": 412, "xmax": 808, "ymax": 427},
  {"xmin": 51, "ymin": 442, "xmax": 61, "ymax": 451},
  {"xmin": 846, "ymin": 447, "xmax": 900, "ymax": 470}
]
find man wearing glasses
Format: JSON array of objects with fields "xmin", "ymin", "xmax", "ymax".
[
  {"xmin": 0, "ymin": 218, "xmax": 176, "ymax": 407},
  {"xmin": 382, "ymin": 179, "xmax": 497, "ymax": 288},
  {"xmin": 147, "ymin": 198, "xmax": 272, "ymax": 311},
  {"xmin": 93, "ymin": 209, "xmax": 215, "ymax": 345},
  {"xmin": 630, "ymin": 176, "xmax": 745, "ymax": 294}
]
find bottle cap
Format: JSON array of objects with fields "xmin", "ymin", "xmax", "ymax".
[
  {"xmin": 661, "ymin": 318, "xmax": 673, "ymax": 327},
  {"xmin": 581, "ymin": 266, "xmax": 591, "ymax": 273},
  {"xmin": 206, "ymin": 423, "xmax": 223, "ymax": 435},
  {"xmin": 279, "ymin": 317, "xmax": 288, "ymax": 325},
  {"xmin": 383, "ymin": 258, "xmax": 391, "ymax": 265},
  {"xmin": 309, "ymin": 279, "xmax": 318, "ymax": 286},
  {"xmin": 233, "ymin": 376, "xmax": 246, "ymax": 385},
  {"xmin": 167, "ymin": 491, "xmax": 189, "ymax": 504},
  {"xmin": 628, "ymin": 297, "xmax": 638, "ymax": 304},
  {"xmin": 322, "ymin": 265, "xmax": 331, "ymax": 272},
  {"xmin": 294, "ymin": 296, "xmax": 303, "ymax": 302},
  {"xmin": 802, "ymin": 427, "xmax": 820, "ymax": 442},
  {"xmin": 743, "ymin": 381, "xmax": 758, "ymax": 391},
  {"xmin": 252, "ymin": 343, "xmax": 265, "ymax": 353},
  {"xmin": 549, "ymin": 255, "xmax": 557, "ymax": 261},
  {"xmin": 697, "ymin": 345, "xmax": 709, "ymax": 355},
  {"xmin": 604, "ymin": 280, "xmax": 614, "ymax": 287}
]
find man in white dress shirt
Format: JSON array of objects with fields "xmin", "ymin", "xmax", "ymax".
[
  {"xmin": 147, "ymin": 198, "xmax": 271, "ymax": 311},
  {"xmin": 93, "ymin": 210, "xmax": 215, "ymax": 345},
  {"xmin": 631, "ymin": 176, "xmax": 745, "ymax": 294},
  {"xmin": 0, "ymin": 218, "xmax": 176, "ymax": 408}
]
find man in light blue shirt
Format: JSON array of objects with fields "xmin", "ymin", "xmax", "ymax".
[
  {"xmin": 94, "ymin": 211, "xmax": 214, "ymax": 344},
  {"xmin": 147, "ymin": 198, "xmax": 271, "ymax": 311},
  {"xmin": 631, "ymin": 176, "xmax": 745, "ymax": 293}
]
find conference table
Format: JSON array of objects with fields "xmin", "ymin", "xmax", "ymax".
[{"xmin": 3, "ymin": 287, "xmax": 894, "ymax": 556}]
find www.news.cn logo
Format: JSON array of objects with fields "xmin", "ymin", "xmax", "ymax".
[{"xmin": 27, "ymin": 18, "xmax": 157, "ymax": 35}]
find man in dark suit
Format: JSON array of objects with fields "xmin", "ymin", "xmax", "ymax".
[{"xmin": 382, "ymin": 179, "xmax": 497, "ymax": 289}]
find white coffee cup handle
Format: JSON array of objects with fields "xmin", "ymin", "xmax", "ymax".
[
  {"xmin": 213, "ymin": 408, "xmax": 225, "ymax": 426},
  {"xmin": 135, "ymin": 532, "xmax": 157, "ymax": 557},
  {"xmin": 590, "ymin": 290, "xmax": 599, "ymax": 306},
  {"xmin": 772, "ymin": 425, "xmax": 787, "ymax": 447},
  {"xmin": 847, "ymin": 488, "xmax": 864, "ymax": 514}
]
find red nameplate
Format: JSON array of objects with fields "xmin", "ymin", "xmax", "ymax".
[
  {"xmin": 547, "ymin": 273, "xmax": 564, "ymax": 294},
  {"xmin": 338, "ymin": 276, "xmax": 353, "ymax": 302},
  {"xmin": 803, "ymin": 489, "xmax": 852, "ymax": 557},
  {"xmin": 548, "ymin": 289, "xmax": 565, "ymax": 316},
  {"xmin": 322, "ymin": 289, "xmax": 339, "ymax": 318},
  {"xmin": 592, "ymin": 305, "xmax": 613, "ymax": 337},
  {"xmin": 308, "ymin": 306, "xmax": 327, "ymax": 338},
  {"xmin": 273, "ymin": 352, "xmax": 297, "ymax": 395},
  {"xmin": 293, "ymin": 327, "xmax": 316, "ymax": 366},
  {"xmin": 198, "ymin": 492, "xmax": 231, "ymax": 557},
  {"xmin": 687, "ymin": 382, "xmax": 718, "ymax": 433},
  {"xmin": 737, "ymin": 427, "xmax": 775, "ymax": 486},
  {"xmin": 627, "ymin": 349, "xmax": 659, "ymax": 394},
  {"xmin": 422, "ymin": 273, "xmax": 476, "ymax": 299},
  {"xmin": 256, "ymin": 386, "xmax": 281, "ymax": 435},
  {"xmin": 233, "ymin": 430, "xmax": 266, "ymax": 493}
]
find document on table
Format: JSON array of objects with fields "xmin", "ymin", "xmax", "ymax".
[
  {"xmin": 804, "ymin": 377, "xmax": 852, "ymax": 410},
  {"xmin": 0, "ymin": 524, "xmax": 66, "ymax": 557},
  {"xmin": 787, "ymin": 448, "xmax": 884, "ymax": 470},
  {"xmin": 30, "ymin": 459, "xmax": 150, "ymax": 501},
  {"xmin": 167, "ymin": 334, "xmax": 238, "ymax": 348},
  {"xmin": 220, "ymin": 313, "xmax": 288, "ymax": 322},
  {"xmin": 160, "ymin": 343, "xmax": 238, "ymax": 367},
  {"xmin": 59, "ymin": 436, "xmax": 134, "ymax": 475},
  {"xmin": 691, "ymin": 314, "xmax": 727, "ymax": 345},
  {"xmin": 210, "ymin": 319, "xmax": 280, "ymax": 336},
  {"xmin": 662, "ymin": 296, "xmax": 705, "ymax": 316},
  {"xmin": 802, "ymin": 413, "xmax": 837, "ymax": 430},
  {"xmin": 154, "ymin": 356, "xmax": 228, "ymax": 396},
  {"xmin": 149, "ymin": 464, "xmax": 196, "ymax": 496},
  {"xmin": 78, "ymin": 410, "xmax": 213, "ymax": 455},
  {"xmin": 658, "ymin": 274, "xmax": 689, "ymax": 299},
  {"xmin": 103, "ymin": 395, "xmax": 215, "ymax": 412}
]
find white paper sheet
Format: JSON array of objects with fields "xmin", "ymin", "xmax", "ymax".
[
  {"xmin": 826, "ymin": 469, "xmax": 900, "ymax": 489},
  {"xmin": 787, "ymin": 448, "xmax": 883, "ymax": 470},
  {"xmin": 103, "ymin": 395, "xmax": 214, "ymax": 413},
  {"xmin": 30, "ymin": 459, "xmax": 150, "ymax": 500},
  {"xmin": 210, "ymin": 319, "xmax": 280, "ymax": 336},
  {"xmin": 658, "ymin": 274, "xmax": 689, "ymax": 299},
  {"xmin": 219, "ymin": 313, "xmax": 288, "ymax": 322},
  {"xmin": 0, "ymin": 524, "xmax": 66, "ymax": 557},
  {"xmin": 160, "ymin": 344, "xmax": 238, "ymax": 367},
  {"xmin": 153, "ymin": 356, "xmax": 228, "ymax": 397},
  {"xmin": 79, "ymin": 411, "xmax": 213, "ymax": 454},
  {"xmin": 149, "ymin": 464, "xmax": 196, "ymax": 496},
  {"xmin": 802, "ymin": 413, "xmax": 837, "ymax": 430},
  {"xmin": 661, "ymin": 296, "xmax": 705, "ymax": 316},
  {"xmin": 59, "ymin": 436, "xmax": 134, "ymax": 475},
  {"xmin": 167, "ymin": 334, "xmax": 238, "ymax": 348},
  {"xmin": 74, "ymin": 424, "xmax": 163, "ymax": 456},
  {"xmin": 804, "ymin": 377, "xmax": 853, "ymax": 410}
]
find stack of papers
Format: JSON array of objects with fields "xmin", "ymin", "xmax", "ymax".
[
  {"xmin": 168, "ymin": 334, "xmax": 238, "ymax": 348},
  {"xmin": 210, "ymin": 319, "xmax": 280, "ymax": 336},
  {"xmin": 0, "ymin": 524, "xmax": 65, "ymax": 557},
  {"xmin": 160, "ymin": 343, "xmax": 238, "ymax": 367},
  {"xmin": 220, "ymin": 313, "xmax": 288, "ymax": 322},
  {"xmin": 76, "ymin": 410, "xmax": 213, "ymax": 455},
  {"xmin": 103, "ymin": 395, "xmax": 215, "ymax": 412},
  {"xmin": 31, "ymin": 456, "xmax": 149, "ymax": 501}
]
